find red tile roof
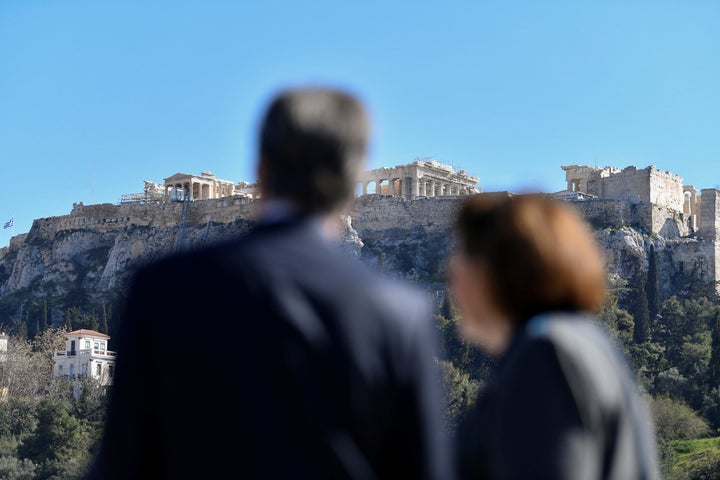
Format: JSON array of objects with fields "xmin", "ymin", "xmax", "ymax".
[{"xmin": 66, "ymin": 329, "xmax": 110, "ymax": 339}]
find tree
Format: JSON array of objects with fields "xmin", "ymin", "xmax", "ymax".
[
  {"xmin": 0, "ymin": 337, "xmax": 51, "ymax": 399},
  {"xmin": 18, "ymin": 397, "xmax": 86, "ymax": 465},
  {"xmin": 651, "ymin": 395, "xmax": 710, "ymax": 443},
  {"xmin": 62, "ymin": 311, "xmax": 73, "ymax": 332},
  {"xmin": 708, "ymin": 313, "xmax": 720, "ymax": 389},
  {"xmin": 615, "ymin": 309, "xmax": 635, "ymax": 347},
  {"xmin": 434, "ymin": 315, "xmax": 494, "ymax": 385},
  {"xmin": 41, "ymin": 295, "xmax": 50, "ymax": 332},
  {"xmin": 633, "ymin": 272, "xmax": 651, "ymax": 343},
  {"xmin": 440, "ymin": 360, "xmax": 481, "ymax": 432},
  {"xmin": 14, "ymin": 323, "xmax": 27, "ymax": 341},
  {"xmin": 25, "ymin": 309, "xmax": 40, "ymax": 339},
  {"xmin": 32, "ymin": 328, "xmax": 67, "ymax": 364},
  {"xmin": 646, "ymin": 245, "xmax": 660, "ymax": 322},
  {"xmin": 100, "ymin": 302, "xmax": 109, "ymax": 335},
  {"xmin": 65, "ymin": 307, "xmax": 99, "ymax": 332},
  {"xmin": 599, "ymin": 292, "xmax": 634, "ymax": 347},
  {"xmin": 658, "ymin": 296, "xmax": 686, "ymax": 365},
  {"xmin": 0, "ymin": 456, "xmax": 36, "ymax": 480}
]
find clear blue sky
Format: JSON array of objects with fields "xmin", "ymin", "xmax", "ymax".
[{"xmin": 1, "ymin": 1, "xmax": 719, "ymax": 244}]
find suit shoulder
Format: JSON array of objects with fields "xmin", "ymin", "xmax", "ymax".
[{"xmin": 518, "ymin": 314, "xmax": 629, "ymax": 424}]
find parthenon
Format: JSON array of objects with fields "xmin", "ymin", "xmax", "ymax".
[{"xmin": 357, "ymin": 160, "xmax": 480, "ymax": 199}]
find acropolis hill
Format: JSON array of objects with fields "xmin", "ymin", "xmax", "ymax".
[{"xmin": 0, "ymin": 159, "xmax": 719, "ymax": 332}]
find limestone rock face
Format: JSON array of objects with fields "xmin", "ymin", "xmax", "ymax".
[
  {"xmin": 339, "ymin": 215, "xmax": 364, "ymax": 257},
  {"xmin": 596, "ymin": 226, "xmax": 714, "ymax": 297},
  {"xmin": 0, "ymin": 195, "xmax": 716, "ymax": 330},
  {"xmin": 0, "ymin": 203, "xmax": 255, "ymax": 327},
  {"xmin": 598, "ymin": 227, "xmax": 653, "ymax": 280}
]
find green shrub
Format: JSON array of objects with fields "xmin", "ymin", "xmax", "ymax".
[{"xmin": 652, "ymin": 395, "xmax": 711, "ymax": 443}]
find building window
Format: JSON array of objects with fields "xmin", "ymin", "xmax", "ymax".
[
  {"xmin": 96, "ymin": 363, "xmax": 102, "ymax": 376},
  {"xmin": 85, "ymin": 340, "xmax": 90, "ymax": 349},
  {"xmin": 70, "ymin": 365, "xmax": 75, "ymax": 377},
  {"xmin": 100, "ymin": 343, "xmax": 106, "ymax": 351},
  {"xmin": 94, "ymin": 342, "xmax": 99, "ymax": 351},
  {"xmin": 108, "ymin": 365, "xmax": 114, "ymax": 378}
]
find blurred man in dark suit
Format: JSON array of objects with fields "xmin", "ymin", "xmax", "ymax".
[{"xmin": 89, "ymin": 88, "xmax": 451, "ymax": 479}]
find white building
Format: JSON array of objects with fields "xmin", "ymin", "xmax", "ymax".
[{"xmin": 53, "ymin": 329, "xmax": 116, "ymax": 386}]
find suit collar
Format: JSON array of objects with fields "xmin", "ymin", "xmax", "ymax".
[
  {"xmin": 256, "ymin": 200, "xmax": 298, "ymax": 226},
  {"xmin": 255, "ymin": 202, "xmax": 343, "ymax": 244}
]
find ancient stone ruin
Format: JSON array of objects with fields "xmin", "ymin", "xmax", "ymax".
[
  {"xmin": 3, "ymin": 159, "xmax": 720, "ymax": 306},
  {"xmin": 121, "ymin": 171, "xmax": 259, "ymax": 204},
  {"xmin": 559, "ymin": 164, "xmax": 719, "ymax": 239},
  {"xmin": 558, "ymin": 164, "xmax": 720, "ymax": 291},
  {"xmin": 119, "ymin": 160, "xmax": 480, "ymax": 204},
  {"xmin": 356, "ymin": 159, "xmax": 480, "ymax": 199}
]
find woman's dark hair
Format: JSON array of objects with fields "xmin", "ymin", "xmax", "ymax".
[{"xmin": 456, "ymin": 193, "xmax": 606, "ymax": 325}]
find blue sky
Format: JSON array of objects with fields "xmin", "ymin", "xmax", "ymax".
[{"xmin": 1, "ymin": 1, "xmax": 719, "ymax": 244}]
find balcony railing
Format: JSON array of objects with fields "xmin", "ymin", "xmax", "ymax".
[{"xmin": 53, "ymin": 349, "xmax": 117, "ymax": 358}]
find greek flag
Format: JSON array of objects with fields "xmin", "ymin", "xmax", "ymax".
[{"xmin": 3, "ymin": 218, "xmax": 13, "ymax": 229}]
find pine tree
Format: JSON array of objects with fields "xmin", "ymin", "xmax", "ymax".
[
  {"xmin": 708, "ymin": 312, "xmax": 720, "ymax": 388},
  {"xmin": 63, "ymin": 309, "xmax": 73, "ymax": 331},
  {"xmin": 646, "ymin": 245, "xmax": 660, "ymax": 322},
  {"xmin": 25, "ymin": 312, "xmax": 37, "ymax": 340},
  {"xmin": 16, "ymin": 321, "xmax": 28, "ymax": 340},
  {"xmin": 41, "ymin": 294, "xmax": 49, "ymax": 331},
  {"xmin": 88, "ymin": 311, "xmax": 99, "ymax": 332},
  {"xmin": 633, "ymin": 272, "xmax": 651, "ymax": 343},
  {"xmin": 100, "ymin": 302, "xmax": 109, "ymax": 334}
]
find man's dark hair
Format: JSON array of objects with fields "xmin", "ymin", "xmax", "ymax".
[{"xmin": 259, "ymin": 87, "xmax": 369, "ymax": 213}]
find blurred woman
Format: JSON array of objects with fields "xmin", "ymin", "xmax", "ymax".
[{"xmin": 450, "ymin": 194, "xmax": 658, "ymax": 480}]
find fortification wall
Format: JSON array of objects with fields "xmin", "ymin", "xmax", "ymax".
[
  {"xmin": 599, "ymin": 167, "xmax": 651, "ymax": 204},
  {"xmin": 588, "ymin": 166, "xmax": 683, "ymax": 212},
  {"xmin": 649, "ymin": 167, "xmax": 685, "ymax": 212},
  {"xmin": 569, "ymin": 199, "xmax": 689, "ymax": 237},
  {"xmin": 351, "ymin": 195, "xmax": 463, "ymax": 235},
  {"xmin": 24, "ymin": 197, "xmax": 257, "ymax": 246},
  {"xmin": 699, "ymin": 189, "xmax": 720, "ymax": 241},
  {"xmin": 16, "ymin": 182, "xmax": 710, "ymax": 249},
  {"xmin": 568, "ymin": 199, "xmax": 649, "ymax": 231},
  {"xmin": 23, "ymin": 195, "xmax": 462, "ymax": 251}
]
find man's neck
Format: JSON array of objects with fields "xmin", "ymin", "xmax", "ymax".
[
  {"xmin": 257, "ymin": 199, "xmax": 340, "ymax": 242},
  {"xmin": 257, "ymin": 199, "xmax": 297, "ymax": 225}
]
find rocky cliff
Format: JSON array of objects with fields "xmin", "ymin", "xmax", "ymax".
[{"xmin": 0, "ymin": 195, "xmax": 716, "ymax": 334}]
